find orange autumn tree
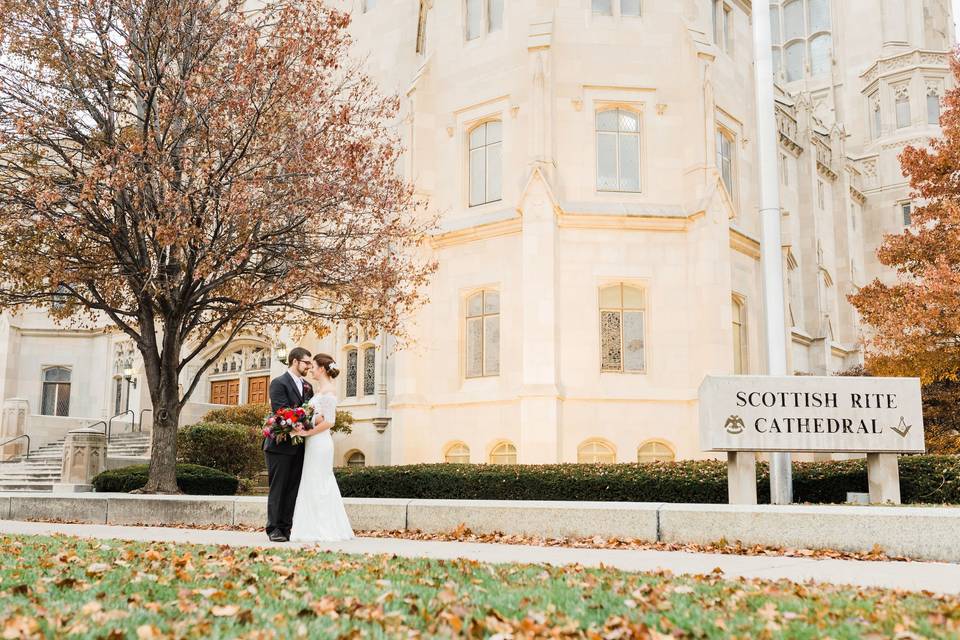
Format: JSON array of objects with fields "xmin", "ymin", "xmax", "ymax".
[
  {"xmin": 850, "ymin": 54, "xmax": 960, "ymax": 385},
  {"xmin": 0, "ymin": 0, "xmax": 434, "ymax": 493}
]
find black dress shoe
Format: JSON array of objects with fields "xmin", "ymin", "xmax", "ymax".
[{"xmin": 268, "ymin": 531, "xmax": 288, "ymax": 542}]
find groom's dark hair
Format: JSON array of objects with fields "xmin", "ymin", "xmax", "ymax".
[{"xmin": 287, "ymin": 347, "xmax": 311, "ymax": 366}]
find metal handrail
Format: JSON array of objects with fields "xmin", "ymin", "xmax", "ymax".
[
  {"xmin": 107, "ymin": 410, "xmax": 135, "ymax": 443},
  {"xmin": 87, "ymin": 420, "xmax": 107, "ymax": 434},
  {"xmin": 0, "ymin": 434, "xmax": 30, "ymax": 461},
  {"xmin": 138, "ymin": 408, "xmax": 153, "ymax": 433}
]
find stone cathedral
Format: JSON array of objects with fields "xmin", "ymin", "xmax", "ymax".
[{"xmin": 0, "ymin": 0, "xmax": 954, "ymax": 479}]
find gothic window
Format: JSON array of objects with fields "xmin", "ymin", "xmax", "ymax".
[
  {"xmin": 782, "ymin": 0, "xmax": 804, "ymax": 40},
  {"xmin": 732, "ymin": 297, "xmax": 747, "ymax": 374},
  {"xmin": 489, "ymin": 441, "xmax": 517, "ymax": 464},
  {"xmin": 596, "ymin": 109, "xmax": 641, "ymax": 192},
  {"xmin": 716, "ymin": 127, "xmax": 735, "ymax": 200},
  {"xmin": 722, "ymin": 4, "xmax": 733, "ymax": 52},
  {"xmin": 773, "ymin": 0, "xmax": 832, "ymax": 81},
  {"xmin": 444, "ymin": 442, "xmax": 471, "ymax": 463},
  {"xmin": 363, "ymin": 346, "xmax": 376, "ymax": 396},
  {"xmin": 466, "ymin": 0, "xmax": 501, "ymax": 39},
  {"xmin": 346, "ymin": 450, "xmax": 366, "ymax": 467},
  {"xmin": 620, "ymin": 0, "xmax": 641, "ymax": 16},
  {"xmin": 807, "ymin": 0, "xmax": 830, "ymax": 32},
  {"xmin": 593, "ymin": 0, "xmax": 612, "ymax": 15},
  {"xmin": 784, "ymin": 40, "xmax": 804, "ymax": 82},
  {"xmin": 870, "ymin": 92, "xmax": 882, "ymax": 139},
  {"xmin": 577, "ymin": 440, "xmax": 616, "ymax": 464},
  {"xmin": 416, "ymin": 2, "xmax": 429, "ymax": 54},
  {"xmin": 928, "ymin": 85, "xmax": 942, "ymax": 125},
  {"xmin": 345, "ymin": 349, "xmax": 358, "ymax": 398},
  {"xmin": 901, "ymin": 201, "xmax": 913, "ymax": 227},
  {"xmin": 465, "ymin": 290, "xmax": 500, "ymax": 378},
  {"xmin": 41, "ymin": 367, "xmax": 71, "ymax": 417},
  {"xmin": 809, "ymin": 33, "xmax": 831, "ymax": 75},
  {"xmin": 468, "ymin": 121, "xmax": 502, "ymax": 207},
  {"xmin": 114, "ymin": 378, "xmax": 123, "ymax": 415},
  {"xmin": 600, "ymin": 283, "xmax": 645, "ymax": 373},
  {"xmin": 895, "ymin": 86, "xmax": 911, "ymax": 129},
  {"xmin": 637, "ymin": 440, "xmax": 676, "ymax": 463},
  {"xmin": 363, "ymin": 0, "xmax": 376, "ymax": 12}
]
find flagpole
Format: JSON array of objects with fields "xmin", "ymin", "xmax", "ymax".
[{"xmin": 751, "ymin": 1, "xmax": 793, "ymax": 504}]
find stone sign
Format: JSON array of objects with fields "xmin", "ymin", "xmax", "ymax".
[
  {"xmin": 699, "ymin": 375, "xmax": 924, "ymax": 453},
  {"xmin": 698, "ymin": 375, "xmax": 925, "ymax": 506}
]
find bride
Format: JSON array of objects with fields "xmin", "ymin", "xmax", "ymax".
[{"xmin": 289, "ymin": 353, "xmax": 354, "ymax": 542}]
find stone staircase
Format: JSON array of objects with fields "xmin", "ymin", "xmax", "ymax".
[{"xmin": 0, "ymin": 430, "xmax": 151, "ymax": 492}]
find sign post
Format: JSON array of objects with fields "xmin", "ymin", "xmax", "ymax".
[{"xmin": 699, "ymin": 375, "xmax": 924, "ymax": 504}]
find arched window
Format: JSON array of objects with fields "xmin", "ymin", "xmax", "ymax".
[
  {"xmin": 807, "ymin": 0, "xmax": 830, "ymax": 32},
  {"xmin": 444, "ymin": 442, "xmax": 471, "ymax": 464},
  {"xmin": 346, "ymin": 450, "xmax": 366, "ymax": 467},
  {"xmin": 578, "ymin": 440, "xmax": 616, "ymax": 464},
  {"xmin": 870, "ymin": 92, "xmax": 882, "ymax": 139},
  {"xmin": 637, "ymin": 440, "xmax": 676, "ymax": 463},
  {"xmin": 41, "ymin": 367, "xmax": 71, "ymax": 417},
  {"xmin": 363, "ymin": 346, "xmax": 376, "ymax": 396},
  {"xmin": 489, "ymin": 441, "xmax": 517, "ymax": 465},
  {"xmin": 465, "ymin": 290, "xmax": 500, "ymax": 378},
  {"xmin": 782, "ymin": 0, "xmax": 804, "ymax": 40},
  {"xmin": 928, "ymin": 86, "xmax": 942, "ymax": 125},
  {"xmin": 809, "ymin": 33, "xmax": 831, "ymax": 76},
  {"xmin": 732, "ymin": 296, "xmax": 747, "ymax": 374},
  {"xmin": 895, "ymin": 86, "xmax": 911, "ymax": 129},
  {"xmin": 468, "ymin": 121, "xmax": 502, "ymax": 206},
  {"xmin": 600, "ymin": 283, "xmax": 645, "ymax": 373},
  {"xmin": 715, "ymin": 127, "xmax": 735, "ymax": 199},
  {"xmin": 345, "ymin": 349, "xmax": 359, "ymax": 398},
  {"xmin": 596, "ymin": 109, "xmax": 640, "ymax": 192},
  {"xmin": 784, "ymin": 40, "xmax": 805, "ymax": 82}
]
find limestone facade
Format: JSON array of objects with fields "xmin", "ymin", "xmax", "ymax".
[{"xmin": 0, "ymin": 0, "xmax": 954, "ymax": 467}]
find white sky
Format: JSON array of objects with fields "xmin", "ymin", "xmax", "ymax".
[{"xmin": 955, "ymin": 0, "xmax": 960, "ymax": 41}]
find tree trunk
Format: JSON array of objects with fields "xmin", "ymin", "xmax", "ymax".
[{"xmin": 140, "ymin": 355, "xmax": 182, "ymax": 494}]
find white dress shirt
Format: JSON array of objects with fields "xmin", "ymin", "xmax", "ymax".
[{"xmin": 287, "ymin": 370, "xmax": 303, "ymax": 397}]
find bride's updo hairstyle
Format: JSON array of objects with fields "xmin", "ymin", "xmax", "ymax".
[{"xmin": 313, "ymin": 353, "xmax": 340, "ymax": 379}]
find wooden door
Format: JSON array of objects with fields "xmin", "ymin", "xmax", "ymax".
[
  {"xmin": 247, "ymin": 376, "xmax": 269, "ymax": 405},
  {"xmin": 211, "ymin": 379, "xmax": 240, "ymax": 405}
]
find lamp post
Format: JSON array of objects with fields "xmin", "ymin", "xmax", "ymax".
[
  {"xmin": 122, "ymin": 367, "xmax": 137, "ymax": 413},
  {"xmin": 752, "ymin": 1, "xmax": 793, "ymax": 504},
  {"xmin": 275, "ymin": 344, "xmax": 288, "ymax": 365}
]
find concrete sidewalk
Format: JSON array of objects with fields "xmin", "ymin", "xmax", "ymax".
[{"xmin": 3, "ymin": 519, "xmax": 959, "ymax": 596}]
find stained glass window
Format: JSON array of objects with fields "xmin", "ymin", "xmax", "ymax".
[
  {"xmin": 345, "ymin": 349, "xmax": 358, "ymax": 397},
  {"xmin": 596, "ymin": 109, "xmax": 640, "ymax": 192},
  {"xmin": 363, "ymin": 347, "xmax": 376, "ymax": 396},
  {"xmin": 600, "ymin": 284, "xmax": 645, "ymax": 373},
  {"xmin": 41, "ymin": 367, "xmax": 71, "ymax": 416},
  {"xmin": 466, "ymin": 290, "xmax": 499, "ymax": 378}
]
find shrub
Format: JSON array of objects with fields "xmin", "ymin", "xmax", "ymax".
[
  {"xmin": 202, "ymin": 401, "xmax": 354, "ymax": 435},
  {"xmin": 92, "ymin": 464, "xmax": 239, "ymax": 495},
  {"xmin": 202, "ymin": 403, "xmax": 270, "ymax": 427},
  {"xmin": 177, "ymin": 422, "xmax": 264, "ymax": 479},
  {"xmin": 334, "ymin": 455, "xmax": 960, "ymax": 505}
]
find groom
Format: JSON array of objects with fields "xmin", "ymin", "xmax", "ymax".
[{"xmin": 264, "ymin": 347, "xmax": 314, "ymax": 542}]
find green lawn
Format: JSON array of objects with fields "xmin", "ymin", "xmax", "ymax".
[{"xmin": 1, "ymin": 535, "xmax": 958, "ymax": 639}]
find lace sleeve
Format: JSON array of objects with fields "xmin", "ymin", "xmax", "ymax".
[{"xmin": 316, "ymin": 394, "xmax": 337, "ymax": 425}]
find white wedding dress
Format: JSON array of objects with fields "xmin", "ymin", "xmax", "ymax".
[{"xmin": 289, "ymin": 392, "xmax": 354, "ymax": 542}]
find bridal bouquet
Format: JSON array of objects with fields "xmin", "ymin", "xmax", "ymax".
[{"xmin": 263, "ymin": 404, "xmax": 314, "ymax": 445}]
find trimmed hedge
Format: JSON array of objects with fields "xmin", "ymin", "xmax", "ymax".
[
  {"xmin": 333, "ymin": 455, "xmax": 960, "ymax": 505},
  {"xmin": 202, "ymin": 403, "xmax": 270, "ymax": 427},
  {"xmin": 177, "ymin": 422, "xmax": 264, "ymax": 479},
  {"xmin": 92, "ymin": 464, "xmax": 239, "ymax": 495},
  {"xmin": 202, "ymin": 401, "xmax": 354, "ymax": 435}
]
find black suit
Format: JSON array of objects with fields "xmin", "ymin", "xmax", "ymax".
[{"xmin": 264, "ymin": 372, "xmax": 313, "ymax": 537}]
